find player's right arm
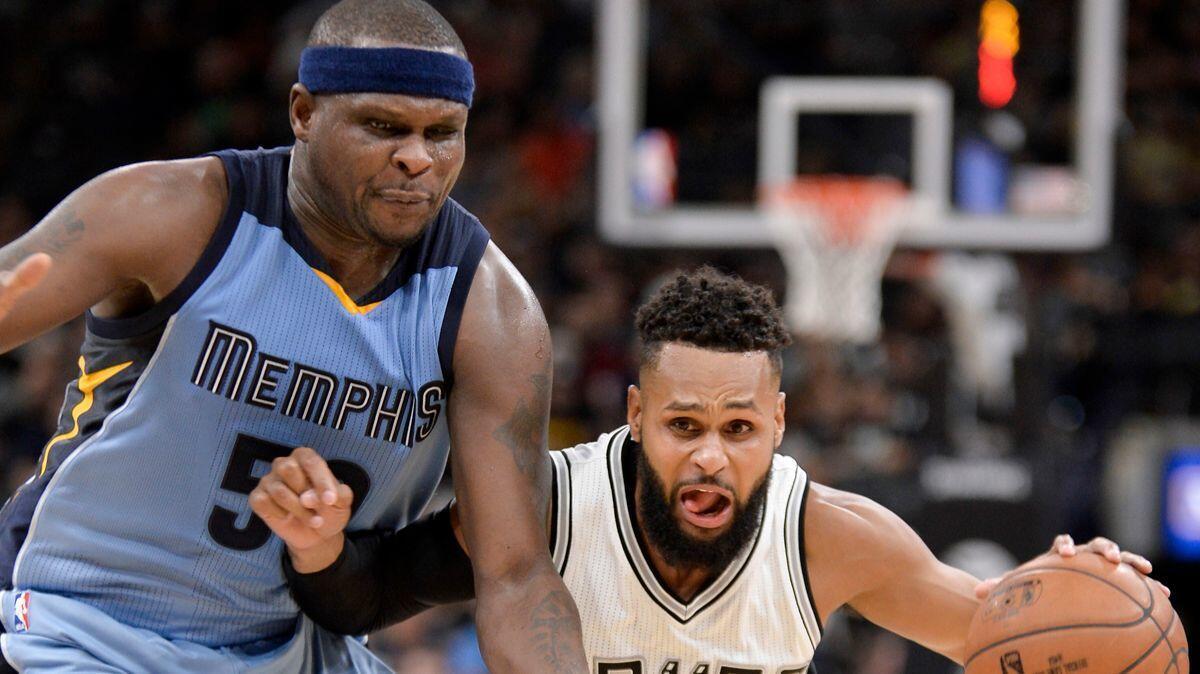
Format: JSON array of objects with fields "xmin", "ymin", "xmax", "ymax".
[
  {"xmin": 250, "ymin": 447, "xmax": 478, "ymax": 634},
  {"xmin": 0, "ymin": 157, "xmax": 226, "ymax": 353}
]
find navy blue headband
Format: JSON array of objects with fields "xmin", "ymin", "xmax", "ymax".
[{"xmin": 299, "ymin": 46, "xmax": 474, "ymax": 107}]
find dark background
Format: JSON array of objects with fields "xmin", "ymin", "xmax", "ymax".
[{"xmin": 0, "ymin": 1, "xmax": 1197, "ymax": 671}]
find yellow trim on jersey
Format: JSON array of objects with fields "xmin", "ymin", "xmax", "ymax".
[
  {"xmin": 311, "ymin": 268, "xmax": 383, "ymax": 315},
  {"xmin": 39, "ymin": 357, "xmax": 133, "ymax": 476}
]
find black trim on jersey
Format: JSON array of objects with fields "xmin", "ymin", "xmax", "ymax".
[
  {"xmin": 605, "ymin": 429, "xmax": 663, "ymax": 614},
  {"xmin": 547, "ymin": 449, "xmax": 574, "ymax": 577},
  {"xmin": 606, "ymin": 428, "xmax": 766, "ymax": 625},
  {"xmin": 223, "ymin": 146, "xmax": 490, "ymax": 382},
  {"xmin": 0, "ymin": 477, "xmax": 52, "ymax": 594},
  {"xmin": 258, "ymin": 148, "xmax": 491, "ymax": 307},
  {"xmin": 549, "ymin": 462, "xmax": 559, "ymax": 552},
  {"xmin": 784, "ymin": 472, "xmax": 818, "ymax": 654},
  {"xmin": 0, "ymin": 329, "xmax": 159, "ymax": 593},
  {"xmin": 796, "ymin": 478, "xmax": 822, "ymax": 635},
  {"xmin": 86, "ymin": 153, "xmax": 246, "ymax": 340},
  {"xmin": 559, "ymin": 455, "xmax": 574, "ymax": 576},
  {"xmin": 436, "ymin": 227, "xmax": 488, "ymax": 384}
]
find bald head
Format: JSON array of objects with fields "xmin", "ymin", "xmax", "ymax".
[{"xmin": 309, "ymin": 0, "xmax": 466, "ymax": 56}]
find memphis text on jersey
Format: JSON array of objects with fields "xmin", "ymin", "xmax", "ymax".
[{"xmin": 191, "ymin": 321, "xmax": 444, "ymax": 446}]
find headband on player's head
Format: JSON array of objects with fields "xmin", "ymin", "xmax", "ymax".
[{"xmin": 298, "ymin": 46, "xmax": 474, "ymax": 108}]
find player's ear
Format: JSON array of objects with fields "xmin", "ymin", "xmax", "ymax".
[
  {"xmin": 289, "ymin": 84, "xmax": 317, "ymax": 142},
  {"xmin": 774, "ymin": 391, "xmax": 786, "ymax": 448},
  {"xmin": 627, "ymin": 385, "xmax": 642, "ymax": 442}
]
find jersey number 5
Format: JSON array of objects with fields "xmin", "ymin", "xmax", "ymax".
[{"xmin": 207, "ymin": 434, "xmax": 371, "ymax": 551}]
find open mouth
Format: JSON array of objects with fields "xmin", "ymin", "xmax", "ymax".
[{"xmin": 677, "ymin": 485, "xmax": 734, "ymax": 529}]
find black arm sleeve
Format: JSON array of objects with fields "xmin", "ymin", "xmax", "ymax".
[{"xmin": 283, "ymin": 504, "xmax": 476, "ymax": 635}]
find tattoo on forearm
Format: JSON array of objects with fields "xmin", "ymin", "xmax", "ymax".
[
  {"xmin": 530, "ymin": 588, "xmax": 585, "ymax": 671},
  {"xmin": 1, "ymin": 210, "xmax": 85, "ymax": 269},
  {"xmin": 44, "ymin": 212, "xmax": 85, "ymax": 254},
  {"xmin": 492, "ymin": 364, "xmax": 551, "ymax": 483}
]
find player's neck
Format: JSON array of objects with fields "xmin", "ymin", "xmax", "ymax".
[
  {"xmin": 287, "ymin": 169, "xmax": 402, "ymax": 299},
  {"xmin": 644, "ymin": 540, "xmax": 716, "ymax": 603},
  {"xmin": 633, "ymin": 482, "xmax": 717, "ymax": 603},
  {"xmin": 300, "ymin": 213, "xmax": 400, "ymax": 298}
]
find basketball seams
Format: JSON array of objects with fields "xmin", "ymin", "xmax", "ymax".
[
  {"xmin": 1118, "ymin": 609, "xmax": 1172, "ymax": 674},
  {"xmin": 964, "ymin": 620, "xmax": 1160, "ymax": 668},
  {"xmin": 965, "ymin": 566, "xmax": 1157, "ymax": 668},
  {"xmin": 1152, "ymin": 603, "xmax": 1190, "ymax": 674},
  {"xmin": 1167, "ymin": 647, "xmax": 1189, "ymax": 674},
  {"xmin": 1135, "ymin": 572, "xmax": 1190, "ymax": 674},
  {"xmin": 966, "ymin": 565, "xmax": 1187, "ymax": 673}
]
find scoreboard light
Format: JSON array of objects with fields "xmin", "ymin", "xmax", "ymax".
[
  {"xmin": 978, "ymin": 0, "xmax": 1020, "ymax": 108},
  {"xmin": 1164, "ymin": 448, "xmax": 1200, "ymax": 561}
]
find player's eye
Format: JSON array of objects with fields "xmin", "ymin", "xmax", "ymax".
[
  {"xmin": 427, "ymin": 126, "xmax": 459, "ymax": 140},
  {"xmin": 366, "ymin": 119, "xmax": 396, "ymax": 133},
  {"xmin": 727, "ymin": 421, "xmax": 753, "ymax": 435},
  {"xmin": 669, "ymin": 418, "xmax": 697, "ymax": 434}
]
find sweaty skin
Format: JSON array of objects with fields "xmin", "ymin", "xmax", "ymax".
[{"xmin": 0, "ymin": 41, "xmax": 586, "ymax": 674}]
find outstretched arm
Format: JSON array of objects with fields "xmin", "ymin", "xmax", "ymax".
[
  {"xmin": 449, "ymin": 243, "xmax": 586, "ymax": 672},
  {"xmin": 806, "ymin": 484, "xmax": 1162, "ymax": 665},
  {"xmin": 0, "ymin": 157, "xmax": 226, "ymax": 353}
]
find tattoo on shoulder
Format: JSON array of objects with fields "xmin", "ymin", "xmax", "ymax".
[
  {"xmin": 492, "ymin": 365, "xmax": 551, "ymax": 483},
  {"xmin": 530, "ymin": 588, "xmax": 584, "ymax": 671}
]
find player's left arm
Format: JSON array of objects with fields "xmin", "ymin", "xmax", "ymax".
[
  {"xmin": 448, "ymin": 242, "xmax": 586, "ymax": 673},
  {"xmin": 806, "ymin": 484, "xmax": 980, "ymax": 664},
  {"xmin": 808, "ymin": 485, "xmax": 1161, "ymax": 665}
]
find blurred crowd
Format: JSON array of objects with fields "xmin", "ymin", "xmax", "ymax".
[{"xmin": 1, "ymin": 0, "xmax": 1199, "ymax": 672}]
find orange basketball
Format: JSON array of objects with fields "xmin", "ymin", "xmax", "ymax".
[{"xmin": 965, "ymin": 553, "xmax": 1189, "ymax": 674}]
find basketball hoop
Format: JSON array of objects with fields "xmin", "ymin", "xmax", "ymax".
[{"xmin": 762, "ymin": 176, "xmax": 927, "ymax": 343}]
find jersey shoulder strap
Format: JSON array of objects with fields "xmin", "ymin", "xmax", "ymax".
[
  {"xmin": 782, "ymin": 462, "xmax": 823, "ymax": 646},
  {"xmin": 548, "ymin": 449, "xmax": 573, "ymax": 575}
]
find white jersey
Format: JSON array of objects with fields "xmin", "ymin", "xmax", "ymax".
[{"xmin": 548, "ymin": 426, "xmax": 822, "ymax": 674}]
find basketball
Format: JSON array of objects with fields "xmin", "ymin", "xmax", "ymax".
[{"xmin": 965, "ymin": 553, "xmax": 1189, "ymax": 673}]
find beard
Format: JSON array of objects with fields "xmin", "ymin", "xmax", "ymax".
[{"xmin": 633, "ymin": 444, "xmax": 770, "ymax": 573}]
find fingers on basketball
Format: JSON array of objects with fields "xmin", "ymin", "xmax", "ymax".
[
  {"xmin": 1051, "ymin": 534, "xmax": 1076, "ymax": 556},
  {"xmin": 965, "ymin": 554, "xmax": 1188, "ymax": 673}
]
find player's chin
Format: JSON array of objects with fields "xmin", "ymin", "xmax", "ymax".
[{"xmin": 366, "ymin": 209, "xmax": 430, "ymax": 248}]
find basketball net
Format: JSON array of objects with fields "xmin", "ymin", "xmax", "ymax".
[{"xmin": 763, "ymin": 176, "xmax": 916, "ymax": 343}]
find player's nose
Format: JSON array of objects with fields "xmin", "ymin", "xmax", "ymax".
[
  {"xmin": 690, "ymin": 434, "xmax": 730, "ymax": 475},
  {"xmin": 390, "ymin": 136, "xmax": 433, "ymax": 176}
]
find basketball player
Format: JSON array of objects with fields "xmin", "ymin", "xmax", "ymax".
[
  {"xmin": 0, "ymin": 1, "xmax": 585, "ymax": 672},
  {"xmin": 266, "ymin": 267, "xmax": 1158, "ymax": 673}
]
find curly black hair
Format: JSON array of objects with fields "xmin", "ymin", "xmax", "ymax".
[{"xmin": 635, "ymin": 266, "xmax": 792, "ymax": 374}]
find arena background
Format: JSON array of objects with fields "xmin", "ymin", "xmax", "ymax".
[{"xmin": 0, "ymin": 1, "xmax": 1196, "ymax": 672}]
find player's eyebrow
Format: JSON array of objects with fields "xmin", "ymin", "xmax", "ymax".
[
  {"xmin": 350, "ymin": 101, "xmax": 466, "ymax": 127},
  {"xmin": 664, "ymin": 401, "xmax": 703, "ymax": 412},
  {"xmin": 663, "ymin": 399, "xmax": 759, "ymax": 412},
  {"xmin": 723, "ymin": 399, "xmax": 759, "ymax": 411}
]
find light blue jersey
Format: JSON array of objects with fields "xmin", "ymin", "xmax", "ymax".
[{"xmin": 0, "ymin": 147, "xmax": 489, "ymax": 659}]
